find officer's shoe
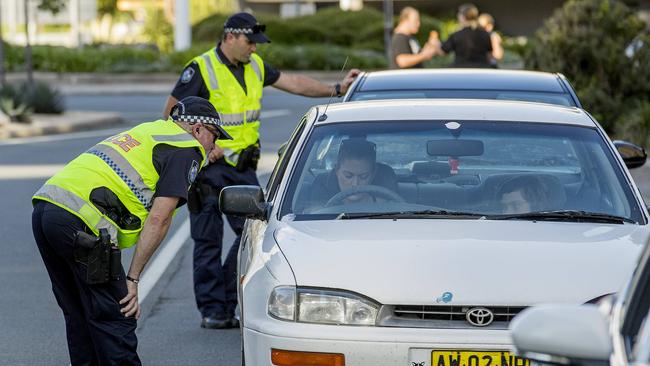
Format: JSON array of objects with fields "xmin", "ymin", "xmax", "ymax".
[{"xmin": 201, "ymin": 314, "xmax": 231, "ymax": 329}]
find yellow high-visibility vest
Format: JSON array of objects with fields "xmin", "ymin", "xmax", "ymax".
[
  {"xmin": 191, "ymin": 48, "xmax": 264, "ymax": 166},
  {"xmin": 33, "ymin": 120, "xmax": 206, "ymax": 249}
]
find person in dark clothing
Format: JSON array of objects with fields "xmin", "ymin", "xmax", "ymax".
[
  {"xmin": 430, "ymin": 3, "xmax": 493, "ymax": 68},
  {"xmin": 390, "ymin": 7, "xmax": 439, "ymax": 69},
  {"xmin": 300, "ymin": 139, "xmax": 399, "ymax": 212}
]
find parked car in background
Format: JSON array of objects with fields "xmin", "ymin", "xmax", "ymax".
[
  {"xmin": 510, "ymin": 235, "xmax": 650, "ymax": 366},
  {"xmin": 221, "ymin": 99, "xmax": 649, "ymax": 366},
  {"xmin": 343, "ymin": 69, "xmax": 583, "ymax": 108}
]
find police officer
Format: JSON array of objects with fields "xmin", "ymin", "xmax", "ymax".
[
  {"xmin": 162, "ymin": 12, "xmax": 360, "ymax": 329},
  {"xmin": 32, "ymin": 97, "xmax": 230, "ymax": 365}
]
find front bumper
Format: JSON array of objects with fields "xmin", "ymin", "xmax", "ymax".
[{"xmin": 244, "ymin": 321, "xmax": 515, "ymax": 366}]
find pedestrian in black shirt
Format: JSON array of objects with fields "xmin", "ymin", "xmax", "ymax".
[
  {"xmin": 390, "ymin": 7, "xmax": 439, "ymax": 69},
  {"xmin": 430, "ymin": 3, "xmax": 493, "ymax": 68}
]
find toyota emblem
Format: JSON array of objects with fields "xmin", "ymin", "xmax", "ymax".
[{"xmin": 466, "ymin": 307, "xmax": 494, "ymax": 327}]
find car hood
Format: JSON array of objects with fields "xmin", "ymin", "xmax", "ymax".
[{"xmin": 274, "ymin": 219, "xmax": 648, "ymax": 305}]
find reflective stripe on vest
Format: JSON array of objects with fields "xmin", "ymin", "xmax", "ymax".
[
  {"xmin": 200, "ymin": 53, "xmax": 219, "ymax": 90},
  {"xmin": 152, "ymin": 133, "xmax": 199, "ymax": 142},
  {"xmin": 219, "ymin": 110, "xmax": 262, "ymax": 126},
  {"xmin": 34, "ymin": 184, "xmax": 119, "ymax": 243},
  {"xmin": 86, "ymin": 144, "xmax": 154, "ymax": 210},
  {"xmin": 191, "ymin": 49, "xmax": 264, "ymax": 167}
]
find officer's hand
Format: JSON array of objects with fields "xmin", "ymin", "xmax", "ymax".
[
  {"xmin": 119, "ymin": 280, "xmax": 140, "ymax": 319},
  {"xmin": 341, "ymin": 69, "xmax": 361, "ymax": 94},
  {"xmin": 209, "ymin": 145, "xmax": 225, "ymax": 163}
]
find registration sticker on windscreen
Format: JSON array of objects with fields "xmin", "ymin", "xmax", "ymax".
[{"xmin": 432, "ymin": 351, "xmax": 529, "ymax": 366}]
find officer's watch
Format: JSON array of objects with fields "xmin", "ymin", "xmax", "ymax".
[
  {"xmin": 126, "ymin": 275, "xmax": 140, "ymax": 284},
  {"xmin": 334, "ymin": 83, "xmax": 342, "ymax": 97}
]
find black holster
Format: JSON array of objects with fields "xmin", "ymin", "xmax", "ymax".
[
  {"xmin": 187, "ymin": 183, "xmax": 202, "ymax": 214},
  {"xmin": 236, "ymin": 145, "xmax": 260, "ymax": 172},
  {"xmin": 73, "ymin": 228, "xmax": 122, "ymax": 284}
]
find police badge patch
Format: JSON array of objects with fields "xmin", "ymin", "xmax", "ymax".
[
  {"xmin": 188, "ymin": 160, "xmax": 199, "ymax": 184},
  {"xmin": 181, "ymin": 67, "xmax": 195, "ymax": 83}
]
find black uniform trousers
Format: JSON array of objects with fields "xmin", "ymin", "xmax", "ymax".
[
  {"xmin": 190, "ymin": 161, "xmax": 259, "ymax": 318},
  {"xmin": 32, "ymin": 201, "xmax": 140, "ymax": 366}
]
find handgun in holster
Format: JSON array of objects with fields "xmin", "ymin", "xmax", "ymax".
[
  {"xmin": 236, "ymin": 145, "xmax": 260, "ymax": 172},
  {"xmin": 73, "ymin": 228, "xmax": 122, "ymax": 285}
]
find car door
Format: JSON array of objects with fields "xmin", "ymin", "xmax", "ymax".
[{"xmin": 612, "ymin": 242, "xmax": 650, "ymax": 365}]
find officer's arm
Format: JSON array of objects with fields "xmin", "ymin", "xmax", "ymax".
[
  {"xmin": 163, "ymin": 96, "xmax": 179, "ymax": 119},
  {"xmin": 272, "ymin": 69, "xmax": 361, "ymax": 97},
  {"xmin": 119, "ymin": 196, "xmax": 179, "ymax": 318}
]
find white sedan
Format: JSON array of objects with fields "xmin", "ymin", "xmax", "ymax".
[{"xmin": 220, "ymin": 99, "xmax": 650, "ymax": 366}]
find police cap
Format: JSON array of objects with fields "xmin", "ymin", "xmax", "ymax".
[
  {"xmin": 170, "ymin": 97, "xmax": 233, "ymax": 140},
  {"xmin": 224, "ymin": 12, "xmax": 271, "ymax": 44}
]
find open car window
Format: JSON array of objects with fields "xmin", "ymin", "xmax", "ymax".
[{"xmin": 279, "ymin": 120, "xmax": 643, "ymax": 223}]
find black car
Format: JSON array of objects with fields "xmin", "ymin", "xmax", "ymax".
[{"xmin": 343, "ymin": 69, "xmax": 583, "ymax": 108}]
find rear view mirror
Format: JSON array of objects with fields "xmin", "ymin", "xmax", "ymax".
[
  {"xmin": 510, "ymin": 304, "xmax": 612, "ymax": 364},
  {"xmin": 427, "ymin": 139, "xmax": 484, "ymax": 157},
  {"xmin": 219, "ymin": 185, "xmax": 269, "ymax": 221},
  {"xmin": 614, "ymin": 140, "xmax": 646, "ymax": 169}
]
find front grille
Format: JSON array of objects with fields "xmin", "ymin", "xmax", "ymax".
[{"xmin": 377, "ymin": 305, "xmax": 527, "ymax": 329}]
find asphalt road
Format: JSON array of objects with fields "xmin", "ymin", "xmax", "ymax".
[{"xmin": 0, "ymin": 89, "xmax": 329, "ymax": 365}]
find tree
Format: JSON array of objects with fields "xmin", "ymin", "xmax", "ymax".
[{"xmin": 525, "ymin": 0, "xmax": 646, "ymax": 132}]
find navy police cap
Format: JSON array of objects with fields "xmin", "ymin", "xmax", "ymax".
[
  {"xmin": 170, "ymin": 97, "xmax": 233, "ymax": 140},
  {"xmin": 223, "ymin": 12, "xmax": 271, "ymax": 44}
]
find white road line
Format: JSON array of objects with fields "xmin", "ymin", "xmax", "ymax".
[
  {"xmin": 138, "ymin": 219, "xmax": 191, "ymax": 303},
  {"xmin": 0, "ymin": 164, "xmax": 66, "ymax": 179},
  {"xmin": 0, "ymin": 127, "xmax": 125, "ymax": 146},
  {"xmin": 261, "ymin": 109, "xmax": 291, "ymax": 119},
  {"xmin": 0, "ymin": 109, "xmax": 291, "ymax": 147},
  {"xmin": 138, "ymin": 161, "xmax": 277, "ymax": 304}
]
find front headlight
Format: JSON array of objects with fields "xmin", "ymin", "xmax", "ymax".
[
  {"xmin": 298, "ymin": 289, "xmax": 378, "ymax": 325},
  {"xmin": 268, "ymin": 287, "xmax": 380, "ymax": 326}
]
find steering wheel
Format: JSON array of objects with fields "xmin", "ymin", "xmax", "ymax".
[{"xmin": 325, "ymin": 185, "xmax": 405, "ymax": 207}]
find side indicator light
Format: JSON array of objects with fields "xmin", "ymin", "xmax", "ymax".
[{"xmin": 271, "ymin": 349, "xmax": 345, "ymax": 366}]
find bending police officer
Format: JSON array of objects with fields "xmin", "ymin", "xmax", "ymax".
[
  {"xmin": 162, "ymin": 12, "xmax": 360, "ymax": 329},
  {"xmin": 31, "ymin": 97, "xmax": 230, "ymax": 365}
]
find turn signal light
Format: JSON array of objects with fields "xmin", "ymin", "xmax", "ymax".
[{"xmin": 271, "ymin": 349, "xmax": 345, "ymax": 366}]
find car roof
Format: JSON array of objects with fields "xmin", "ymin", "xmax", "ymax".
[
  {"xmin": 313, "ymin": 99, "xmax": 594, "ymax": 127},
  {"xmin": 356, "ymin": 69, "xmax": 566, "ymax": 93}
]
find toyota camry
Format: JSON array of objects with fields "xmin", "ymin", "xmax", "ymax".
[{"xmin": 221, "ymin": 99, "xmax": 649, "ymax": 366}]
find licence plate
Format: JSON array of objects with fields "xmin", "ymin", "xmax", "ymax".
[{"xmin": 431, "ymin": 351, "xmax": 529, "ymax": 366}]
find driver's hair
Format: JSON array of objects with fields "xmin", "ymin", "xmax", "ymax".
[
  {"xmin": 498, "ymin": 175, "xmax": 550, "ymax": 211},
  {"xmin": 336, "ymin": 138, "xmax": 376, "ymax": 169}
]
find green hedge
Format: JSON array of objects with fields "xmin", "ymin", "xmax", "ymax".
[{"xmin": 193, "ymin": 8, "xmax": 444, "ymax": 54}]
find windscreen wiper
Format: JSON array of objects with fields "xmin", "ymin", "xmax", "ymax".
[
  {"xmin": 488, "ymin": 210, "xmax": 636, "ymax": 224},
  {"xmin": 336, "ymin": 210, "xmax": 486, "ymax": 220}
]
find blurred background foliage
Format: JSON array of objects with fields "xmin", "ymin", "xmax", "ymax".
[{"xmin": 525, "ymin": 0, "xmax": 650, "ymax": 136}]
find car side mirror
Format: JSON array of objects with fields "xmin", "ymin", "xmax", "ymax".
[
  {"xmin": 510, "ymin": 305, "xmax": 612, "ymax": 364},
  {"xmin": 614, "ymin": 140, "xmax": 646, "ymax": 169},
  {"xmin": 219, "ymin": 185, "xmax": 269, "ymax": 221}
]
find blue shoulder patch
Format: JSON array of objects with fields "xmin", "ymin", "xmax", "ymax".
[
  {"xmin": 188, "ymin": 160, "xmax": 199, "ymax": 184},
  {"xmin": 181, "ymin": 67, "xmax": 195, "ymax": 84}
]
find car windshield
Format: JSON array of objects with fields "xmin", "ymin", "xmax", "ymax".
[
  {"xmin": 280, "ymin": 120, "xmax": 643, "ymax": 223},
  {"xmin": 348, "ymin": 90, "xmax": 575, "ymax": 107}
]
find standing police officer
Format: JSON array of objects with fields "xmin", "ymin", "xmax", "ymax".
[
  {"xmin": 162, "ymin": 12, "xmax": 359, "ymax": 329},
  {"xmin": 32, "ymin": 97, "xmax": 230, "ymax": 365}
]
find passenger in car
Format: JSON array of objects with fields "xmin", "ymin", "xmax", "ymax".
[
  {"xmin": 299, "ymin": 139, "xmax": 398, "ymax": 212},
  {"xmin": 497, "ymin": 175, "xmax": 563, "ymax": 214}
]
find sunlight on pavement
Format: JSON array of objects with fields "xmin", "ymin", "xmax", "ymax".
[{"xmin": 0, "ymin": 165, "xmax": 66, "ymax": 180}]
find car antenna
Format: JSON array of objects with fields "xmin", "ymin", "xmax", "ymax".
[{"xmin": 318, "ymin": 56, "xmax": 349, "ymax": 122}]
